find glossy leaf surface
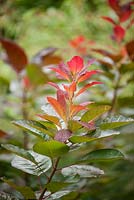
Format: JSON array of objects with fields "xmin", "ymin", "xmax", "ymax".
[{"xmin": 33, "ymin": 140, "xmax": 69, "ymax": 158}]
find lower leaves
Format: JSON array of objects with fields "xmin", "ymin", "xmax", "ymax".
[{"xmin": 62, "ymin": 165, "xmax": 104, "ymax": 178}]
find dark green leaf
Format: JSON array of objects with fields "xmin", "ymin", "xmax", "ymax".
[
  {"xmin": 13, "ymin": 120, "xmax": 55, "ymax": 138},
  {"xmin": 1, "ymin": 179, "xmax": 35, "ymax": 199},
  {"xmin": 49, "ymin": 190, "xmax": 71, "ymax": 199},
  {"xmin": 100, "ymin": 115, "xmax": 134, "ymax": 130},
  {"xmin": 69, "ymin": 129, "xmax": 119, "ymax": 144},
  {"xmin": 81, "ymin": 149, "xmax": 124, "ymax": 162},
  {"xmin": 33, "ymin": 140, "xmax": 69, "ymax": 158},
  {"xmin": 46, "ymin": 182, "xmax": 70, "ymax": 193},
  {"xmin": 0, "ymin": 191, "xmax": 18, "ymax": 200},
  {"xmin": 2, "ymin": 144, "xmax": 52, "ymax": 176}
]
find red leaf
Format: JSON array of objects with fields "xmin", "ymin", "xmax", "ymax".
[
  {"xmin": 119, "ymin": 2, "xmax": 133, "ymax": 22},
  {"xmin": 108, "ymin": 0, "xmax": 120, "ymax": 12},
  {"xmin": 48, "ymin": 82, "xmax": 60, "ymax": 90},
  {"xmin": 54, "ymin": 129, "xmax": 72, "ymax": 142},
  {"xmin": 76, "ymin": 82, "xmax": 103, "ymax": 97},
  {"xmin": 0, "ymin": 38, "xmax": 28, "ymax": 73},
  {"xmin": 78, "ymin": 70, "xmax": 101, "ymax": 83},
  {"xmin": 50, "ymin": 67, "xmax": 70, "ymax": 81},
  {"xmin": 102, "ymin": 16, "xmax": 116, "ymax": 25},
  {"xmin": 113, "ymin": 25, "xmax": 125, "ymax": 42},
  {"xmin": 47, "ymin": 97, "xmax": 66, "ymax": 120},
  {"xmin": 67, "ymin": 56, "xmax": 84, "ymax": 75}
]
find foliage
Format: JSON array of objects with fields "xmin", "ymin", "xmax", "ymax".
[{"xmin": 0, "ymin": 0, "xmax": 134, "ymax": 200}]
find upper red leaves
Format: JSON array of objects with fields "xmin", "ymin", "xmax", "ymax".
[
  {"xmin": 67, "ymin": 56, "xmax": 84, "ymax": 75},
  {"xmin": 48, "ymin": 56, "xmax": 102, "ymax": 122}
]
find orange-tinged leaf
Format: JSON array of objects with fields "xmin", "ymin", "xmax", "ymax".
[
  {"xmin": 0, "ymin": 129, "xmax": 8, "ymax": 138},
  {"xmin": 70, "ymin": 105, "xmax": 86, "ymax": 117},
  {"xmin": 78, "ymin": 70, "xmax": 100, "ymax": 83},
  {"xmin": 37, "ymin": 114, "xmax": 61, "ymax": 127},
  {"xmin": 57, "ymin": 89, "xmax": 66, "ymax": 113},
  {"xmin": 47, "ymin": 97, "xmax": 66, "ymax": 121},
  {"xmin": 69, "ymin": 81, "xmax": 77, "ymax": 99},
  {"xmin": 76, "ymin": 82, "xmax": 103, "ymax": 97},
  {"xmin": 0, "ymin": 38, "xmax": 28, "ymax": 73},
  {"xmin": 43, "ymin": 55, "xmax": 62, "ymax": 66}
]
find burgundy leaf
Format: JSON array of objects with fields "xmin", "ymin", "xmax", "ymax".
[
  {"xmin": 0, "ymin": 38, "xmax": 28, "ymax": 73},
  {"xmin": 102, "ymin": 16, "xmax": 116, "ymax": 25},
  {"xmin": 126, "ymin": 40, "xmax": 134, "ymax": 61},
  {"xmin": 54, "ymin": 129, "xmax": 72, "ymax": 143}
]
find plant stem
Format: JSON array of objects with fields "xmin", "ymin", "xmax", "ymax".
[
  {"xmin": 109, "ymin": 69, "xmax": 121, "ymax": 115},
  {"xmin": 38, "ymin": 157, "xmax": 60, "ymax": 200},
  {"xmin": 22, "ymin": 88, "xmax": 29, "ymax": 149}
]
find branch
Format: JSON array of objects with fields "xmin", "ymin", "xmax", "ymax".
[{"xmin": 38, "ymin": 157, "xmax": 60, "ymax": 200}]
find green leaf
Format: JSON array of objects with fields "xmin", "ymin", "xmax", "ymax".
[
  {"xmin": 69, "ymin": 129, "xmax": 120, "ymax": 144},
  {"xmin": 1, "ymin": 179, "xmax": 35, "ymax": 199},
  {"xmin": 120, "ymin": 62, "xmax": 134, "ymax": 73},
  {"xmin": 1, "ymin": 144, "xmax": 35, "ymax": 162},
  {"xmin": 2, "ymin": 144, "xmax": 52, "ymax": 176},
  {"xmin": 69, "ymin": 136, "xmax": 96, "ymax": 143},
  {"xmin": 81, "ymin": 104, "xmax": 111, "ymax": 122},
  {"xmin": 81, "ymin": 149, "xmax": 124, "ymax": 162},
  {"xmin": 68, "ymin": 120, "xmax": 82, "ymax": 132},
  {"xmin": 100, "ymin": 115, "xmax": 134, "ymax": 130},
  {"xmin": 33, "ymin": 140, "xmax": 69, "ymax": 158},
  {"xmin": 26, "ymin": 64, "xmax": 49, "ymax": 85},
  {"xmin": 49, "ymin": 190, "xmax": 71, "ymax": 199},
  {"xmin": 13, "ymin": 120, "xmax": 55, "ymax": 138},
  {"xmin": 45, "ymin": 182, "xmax": 70, "ymax": 193},
  {"xmin": 62, "ymin": 165, "xmax": 104, "ymax": 178}
]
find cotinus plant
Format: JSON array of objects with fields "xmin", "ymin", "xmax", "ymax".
[{"xmin": 1, "ymin": 56, "xmax": 134, "ymax": 200}]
